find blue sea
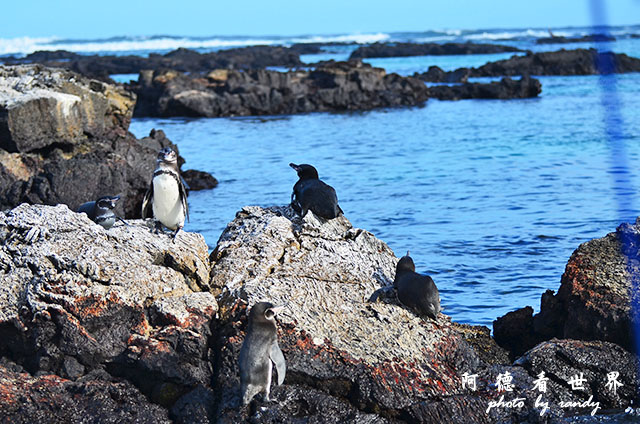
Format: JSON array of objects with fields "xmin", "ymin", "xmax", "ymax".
[{"xmin": 4, "ymin": 26, "xmax": 639, "ymax": 327}]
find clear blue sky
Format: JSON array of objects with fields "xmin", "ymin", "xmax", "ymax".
[{"xmin": 3, "ymin": 0, "xmax": 639, "ymax": 39}]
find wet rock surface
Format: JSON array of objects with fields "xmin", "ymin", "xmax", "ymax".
[
  {"xmin": 427, "ymin": 76, "xmax": 542, "ymax": 100},
  {"xmin": 0, "ymin": 204, "xmax": 217, "ymax": 419},
  {"xmin": 131, "ymin": 60, "xmax": 429, "ymax": 117},
  {"xmin": 0, "ymin": 65, "xmax": 216, "ymax": 217},
  {"xmin": 349, "ymin": 42, "xmax": 522, "ymax": 59},
  {"xmin": 1, "ymin": 46, "xmax": 304, "ymax": 80}
]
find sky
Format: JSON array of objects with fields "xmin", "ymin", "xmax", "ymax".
[{"xmin": 2, "ymin": 0, "xmax": 639, "ymax": 39}]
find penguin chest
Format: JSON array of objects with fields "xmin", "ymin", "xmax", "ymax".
[{"xmin": 152, "ymin": 174, "xmax": 184, "ymax": 229}]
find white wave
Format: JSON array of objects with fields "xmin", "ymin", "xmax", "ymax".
[
  {"xmin": 0, "ymin": 36, "xmax": 60, "ymax": 55},
  {"xmin": 464, "ymin": 29, "xmax": 571, "ymax": 41},
  {"xmin": 4, "ymin": 37, "xmax": 286, "ymax": 55},
  {"xmin": 290, "ymin": 33, "xmax": 390, "ymax": 44}
]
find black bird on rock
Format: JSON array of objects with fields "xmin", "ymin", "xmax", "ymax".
[
  {"xmin": 77, "ymin": 196, "xmax": 127, "ymax": 230},
  {"xmin": 289, "ymin": 163, "xmax": 343, "ymax": 219},
  {"xmin": 393, "ymin": 251, "xmax": 441, "ymax": 320}
]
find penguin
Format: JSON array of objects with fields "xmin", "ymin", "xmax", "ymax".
[
  {"xmin": 141, "ymin": 147, "xmax": 189, "ymax": 241},
  {"xmin": 289, "ymin": 163, "xmax": 343, "ymax": 219},
  {"xmin": 77, "ymin": 195, "xmax": 127, "ymax": 230},
  {"xmin": 238, "ymin": 302, "xmax": 286, "ymax": 406},
  {"xmin": 393, "ymin": 251, "xmax": 441, "ymax": 320}
]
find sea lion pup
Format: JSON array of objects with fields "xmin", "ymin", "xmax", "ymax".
[
  {"xmin": 289, "ymin": 163, "xmax": 343, "ymax": 219},
  {"xmin": 77, "ymin": 195, "xmax": 127, "ymax": 229},
  {"xmin": 141, "ymin": 147, "xmax": 189, "ymax": 241},
  {"xmin": 394, "ymin": 251, "xmax": 441, "ymax": 320},
  {"xmin": 239, "ymin": 302, "xmax": 286, "ymax": 405}
]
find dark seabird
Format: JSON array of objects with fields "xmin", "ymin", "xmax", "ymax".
[
  {"xmin": 289, "ymin": 163, "xmax": 343, "ymax": 219},
  {"xmin": 394, "ymin": 251, "xmax": 441, "ymax": 320}
]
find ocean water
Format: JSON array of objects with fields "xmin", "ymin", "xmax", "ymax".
[{"xmin": 8, "ymin": 26, "xmax": 639, "ymax": 328}]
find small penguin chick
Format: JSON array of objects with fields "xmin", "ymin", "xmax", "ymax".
[
  {"xmin": 393, "ymin": 251, "xmax": 441, "ymax": 320},
  {"xmin": 289, "ymin": 163, "xmax": 343, "ymax": 219},
  {"xmin": 141, "ymin": 147, "xmax": 189, "ymax": 242},
  {"xmin": 238, "ymin": 302, "xmax": 286, "ymax": 406},
  {"xmin": 77, "ymin": 195, "xmax": 126, "ymax": 230}
]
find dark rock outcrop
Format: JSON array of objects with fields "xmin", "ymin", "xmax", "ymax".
[
  {"xmin": 182, "ymin": 169, "xmax": 219, "ymax": 191},
  {"xmin": 494, "ymin": 218, "xmax": 640, "ymax": 358},
  {"xmin": 536, "ymin": 34, "xmax": 616, "ymax": 44},
  {"xmin": 2, "ymin": 46, "xmax": 304, "ymax": 80},
  {"xmin": 427, "ymin": 76, "xmax": 542, "ymax": 100},
  {"xmin": 0, "ymin": 204, "xmax": 216, "ymax": 419},
  {"xmin": 0, "ymin": 65, "xmax": 216, "ymax": 217},
  {"xmin": 131, "ymin": 60, "xmax": 429, "ymax": 118},
  {"xmin": 349, "ymin": 42, "xmax": 522, "ymax": 59},
  {"xmin": 0, "ymin": 362, "xmax": 171, "ymax": 423},
  {"xmin": 416, "ymin": 49, "xmax": 640, "ymax": 81}
]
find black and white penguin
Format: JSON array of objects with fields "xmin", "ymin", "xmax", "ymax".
[
  {"xmin": 393, "ymin": 251, "xmax": 441, "ymax": 320},
  {"xmin": 77, "ymin": 196, "xmax": 126, "ymax": 230},
  {"xmin": 141, "ymin": 147, "xmax": 189, "ymax": 241},
  {"xmin": 289, "ymin": 163, "xmax": 343, "ymax": 219},
  {"xmin": 238, "ymin": 302, "xmax": 286, "ymax": 406}
]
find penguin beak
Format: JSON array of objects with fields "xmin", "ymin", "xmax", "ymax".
[
  {"xmin": 110, "ymin": 196, "xmax": 120, "ymax": 208},
  {"xmin": 406, "ymin": 250, "xmax": 410, "ymax": 257},
  {"xmin": 289, "ymin": 163, "xmax": 300, "ymax": 172}
]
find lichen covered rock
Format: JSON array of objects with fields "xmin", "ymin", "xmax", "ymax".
[{"xmin": 0, "ymin": 204, "xmax": 216, "ymax": 408}]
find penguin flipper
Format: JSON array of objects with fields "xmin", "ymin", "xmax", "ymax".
[
  {"xmin": 270, "ymin": 342, "xmax": 286, "ymax": 385},
  {"xmin": 141, "ymin": 182, "xmax": 154, "ymax": 219},
  {"xmin": 179, "ymin": 177, "xmax": 189, "ymax": 223}
]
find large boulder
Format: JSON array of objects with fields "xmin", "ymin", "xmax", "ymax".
[
  {"xmin": 132, "ymin": 61, "xmax": 429, "ymax": 118},
  {"xmin": 495, "ymin": 219, "xmax": 640, "ymax": 357},
  {"xmin": 209, "ymin": 206, "xmax": 511, "ymax": 422},
  {"xmin": 0, "ymin": 65, "xmax": 216, "ymax": 217},
  {"xmin": 0, "ymin": 204, "xmax": 216, "ymax": 412},
  {"xmin": 0, "ymin": 65, "xmax": 135, "ymax": 153}
]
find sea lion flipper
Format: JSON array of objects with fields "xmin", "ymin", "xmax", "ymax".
[{"xmin": 270, "ymin": 341, "xmax": 286, "ymax": 385}]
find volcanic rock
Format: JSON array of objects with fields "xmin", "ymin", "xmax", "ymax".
[
  {"xmin": 0, "ymin": 204, "xmax": 216, "ymax": 416},
  {"xmin": 472, "ymin": 49, "xmax": 640, "ymax": 76},
  {"xmin": 427, "ymin": 75, "xmax": 542, "ymax": 100},
  {"xmin": 349, "ymin": 42, "xmax": 522, "ymax": 59},
  {"xmin": 0, "ymin": 362, "xmax": 171, "ymax": 423},
  {"xmin": 494, "ymin": 218, "xmax": 640, "ymax": 359},
  {"xmin": 536, "ymin": 34, "xmax": 616, "ymax": 44},
  {"xmin": 132, "ymin": 60, "xmax": 429, "ymax": 118},
  {"xmin": 2, "ymin": 46, "xmax": 304, "ymax": 80},
  {"xmin": 0, "ymin": 65, "xmax": 216, "ymax": 217}
]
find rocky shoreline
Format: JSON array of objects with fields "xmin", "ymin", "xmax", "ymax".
[{"xmin": 0, "ymin": 203, "xmax": 638, "ymax": 423}]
